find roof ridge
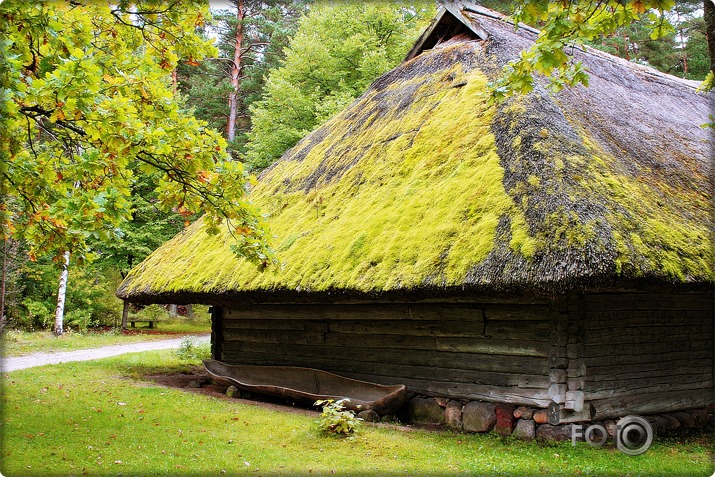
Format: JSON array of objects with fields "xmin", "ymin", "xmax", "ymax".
[{"xmin": 450, "ymin": 1, "xmax": 706, "ymax": 92}]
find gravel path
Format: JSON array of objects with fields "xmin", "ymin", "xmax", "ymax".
[{"xmin": 1, "ymin": 334, "xmax": 210, "ymax": 372}]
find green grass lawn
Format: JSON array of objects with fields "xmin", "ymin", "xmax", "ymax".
[
  {"xmin": 1, "ymin": 350, "xmax": 712, "ymax": 476},
  {"xmin": 2, "ymin": 319, "xmax": 210, "ymax": 357}
]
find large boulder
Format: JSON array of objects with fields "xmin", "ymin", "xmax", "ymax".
[
  {"xmin": 462, "ymin": 402, "xmax": 496, "ymax": 433},
  {"xmin": 536, "ymin": 424, "xmax": 572, "ymax": 441},
  {"xmin": 512, "ymin": 419, "xmax": 536, "ymax": 440},
  {"xmin": 408, "ymin": 397, "xmax": 444, "ymax": 425}
]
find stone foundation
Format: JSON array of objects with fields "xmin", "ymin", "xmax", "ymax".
[{"xmin": 403, "ymin": 395, "xmax": 713, "ymax": 441}]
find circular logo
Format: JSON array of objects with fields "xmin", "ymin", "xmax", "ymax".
[{"xmin": 616, "ymin": 415, "xmax": 653, "ymax": 456}]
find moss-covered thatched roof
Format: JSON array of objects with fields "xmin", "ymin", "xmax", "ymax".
[{"xmin": 117, "ymin": 4, "xmax": 714, "ymax": 305}]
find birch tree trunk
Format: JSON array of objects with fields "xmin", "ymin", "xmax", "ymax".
[
  {"xmin": 54, "ymin": 251, "xmax": 70, "ymax": 336},
  {"xmin": 226, "ymin": 0, "xmax": 245, "ymax": 142}
]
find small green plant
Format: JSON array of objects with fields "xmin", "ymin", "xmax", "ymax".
[
  {"xmin": 176, "ymin": 337, "xmax": 211, "ymax": 361},
  {"xmin": 314, "ymin": 399, "xmax": 360, "ymax": 437}
]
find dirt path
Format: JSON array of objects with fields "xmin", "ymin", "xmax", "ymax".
[{"xmin": 1, "ymin": 334, "xmax": 210, "ymax": 372}]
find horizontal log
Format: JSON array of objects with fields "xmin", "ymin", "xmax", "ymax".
[
  {"xmin": 221, "ymin": 341, "xmax": 551, "ymax": 374},
  {"xmin": 221, "ymin": 351, "xmax": 551, "ymax": 389},
  {"xmin": 590, "ymin": 389, "xmax": 714, "ymax": 420},
  {"xmin": 223, "ymin": 319, "xmax": 306, "ymax": 331},
  {"xmin": 583, "ymin": 339, "xmax": 712, "ymax": 357},
  {"xmin": 586, "ymin": 359, "xmax": 713, "ymax": 379},
  {"xmin": 586, "ymin": 365, "xmax": 713, "ymax": 383},
  {"xmin": 584, "ymin": 379, "xmax": 713, "ymax": 401},
  {"xmin": 323, "ymin": 319, "xmax": 549, "ymax": 340},
  {"xmin": 584, "ymin": 293, "xmax": 713, "ymax": 311},
  {"xmin": 584, "ymin": 349, "xmax": 712, "ymax": 367},
  {"xmin": 327, "ymin": 320, "xmax": 484, "ymax": 338},
  {"xmin": 324, "ymin": 333, "xmax": 436, "ymax": 350},
  {"xmin": 224, "ymin": 304, "xmax": 488, "ymax": 321},
  {"xmin": 584, "ymin": 372, "xmax": 712, "ymax": 393},
  {"xmin": 483, "ymin": 305, "xmax": 551, "ymax": 321},
  {"xmin": 338, "ymin": 372, "xmax": 553, "ymax": 408},
  {"xmin": 435, "ymin": 337, "xmax": 550, "ymax": 357},
  {"xmin": 222, "ymin": 328, "xmax": 326, "ymax": 345},
  {"xmin": 585, "ymin": 323, "xmax": 712, "ymax": 341},
  {"xmin": 586, "ymin": 311, "xmax": 709, "ymax": 328}
]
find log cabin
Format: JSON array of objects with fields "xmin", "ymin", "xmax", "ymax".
[{"xmin": 117, "ymin": 2, "xmax": 714, "ymax": 424}]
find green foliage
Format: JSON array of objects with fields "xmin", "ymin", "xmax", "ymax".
[
  {"xmin": 178, "ymin": 0, "xmax": 309, "ymax": 156},
  {"xmin": 8, "ymin": 257, "xmax": 121, "ymax": 331},
  {"xmin": 488, "ymin": 0, "xmax": 682, "ymax": 101},
  {"xmin": 0, "ymin": 0, "xmax": 274, "ymax": 266},
  {"xmin": 587, "ymin": 0, "xmax": 709, "ymax": 80},
  {"xmin": 244, "ymin": 0, "xmax": 435, "ymax": 171},
  {"xmin": 176, "ymin": 336, "xmax": 211, "ymax": 361},
  {"xmin": 135, "ymin": 304, "xmax": 170, "ymax": 322},
  {"xmin": 19, "ymin": 298, "xmax": 51, "ymax": 330},
  {"xmin": 314, "ymin": 399, "xmax": 360, "ymax": 437},
  {"xmin": 64, "ymin": 308, "xmax": 93, "ymax": 333}
]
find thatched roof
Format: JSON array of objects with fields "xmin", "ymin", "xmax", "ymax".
[{"xmin": 117, "ymin": 3, "xmax": 714, "ymax": 305}]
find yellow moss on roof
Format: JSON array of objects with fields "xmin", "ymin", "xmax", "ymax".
[
  {"xmin": 122, "ymin": 60, "xmax": 538, "ymax": 296},
  {"xmin": 118, "ymin": 41, "xmax": 714, "ymax": 301}
]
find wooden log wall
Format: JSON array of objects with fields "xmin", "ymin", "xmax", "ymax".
[
  {"xmin": 217, "ymin": 303, "xmax": 556, "ymax": 407},
  {"xmin": 580, "ymin": 292, "xmax": 713, "ymax": 420}
]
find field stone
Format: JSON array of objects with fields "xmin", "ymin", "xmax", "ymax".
[
  {"xmin": 513, "ymin": 406, "xmax": 534, "ymax": 420},
  {"xmin": 435, "ymin": 397, "xmax": 450, "ymax": 408},
  {"xmin": 512, "ymin": 419, "xmax": 536, "ymax": 440},
  {"xmin": 708, "ymin": 415, "xmax": 715, "ymax": 432},
  {"xmin": 445, "ymin": 400, "xmax": 463, "ymax": 430},
  {"xmin": 358, "ymin": 410, "xmax": 380, "ymax": 423},
  {"xmin": 671, "ymin": 411, "xmax": 695, "ymax": 428},
  {"xmin": 692, "ymin": 409, "xmax": 710, "ymax": 427},
  {"xmin": 533, "ymin": 410, "xmax": 549, "ymax": 424},
  {"xmin": 661, "ymin": 414, "xmax": 681, "ymax": 430},
  {"xmin": 536, "ymin": 424, "xmax": 572, "ymax": 442},
  {"xmin": 226, "ymin": 385, "xmax": 240, "ymax": 398},
  {"xmin": 603, "ymin": 419, "xmax": 617, "ymax": 437},
  {"xmin": 494, "ymin": 405, "xmax": 515, "ymax": 436},
  {"xmin": 646, "ymin": 416, "xmax": 667, "ymax": 435},
  {"xmin": 462, "ymin": 402, "xmax": 496, "ymax": 433},
  {"xmin": 187, "ymin": 380, "xmax": 201, "ymax": 388},
  {"xmin": 408, "ymin": 397, "xmax": 445, "ymax": 425}
]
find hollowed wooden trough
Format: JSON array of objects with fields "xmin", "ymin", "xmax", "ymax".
[{"xmin": 203, "ymin": 359, "xmax": 406, "ymax": 415}]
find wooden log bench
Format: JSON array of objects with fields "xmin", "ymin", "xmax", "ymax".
[{"xmin": 129, "ymin": 320, "xmax": 155, "ymax": 329}]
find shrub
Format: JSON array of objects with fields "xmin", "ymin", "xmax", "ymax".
[
  {"xmin": 315, "ymin": 399, "xmax": 360, "ymax": 437},
  {"xmin": 136, "ymin": 304, "xmax": 170, "ymax": 322},
  {"xmin": 21, "ymin": 299, "xmax": 52, "ymax": 330},
  {"xmin": 176, "ymin": 337, "xmax": 211, "ymax": 361},
  {"xmin": 65, "ymin": 309, "xmax": 94, "ymax": 332}
]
